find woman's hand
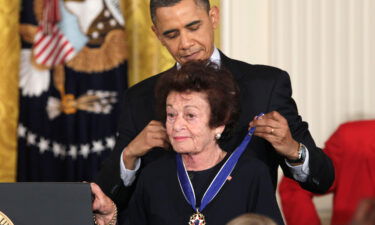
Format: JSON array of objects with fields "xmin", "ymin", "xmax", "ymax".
[{"xmin": 91, "ymin": 183, "xmax": 117, "ymax": 225}]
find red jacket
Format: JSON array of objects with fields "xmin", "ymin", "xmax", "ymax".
[{"xmin": 279, "ymin": 120, "xmax": 375, "ymax": 225}]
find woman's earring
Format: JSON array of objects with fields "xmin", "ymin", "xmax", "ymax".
[{"xmin": 215, "ymin": 133, "xmax": 221, "ymax": 140}]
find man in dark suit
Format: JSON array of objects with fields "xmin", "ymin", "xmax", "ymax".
[{"xmin": 92, "ymin": 0, "xmax": 334, "ymax": 219}]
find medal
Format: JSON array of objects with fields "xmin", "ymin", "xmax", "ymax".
[
  {"xmin": 189, "ymin": 211, "xmax": 206, "ymax": 225},
  {"xmin": 176, "ymin": 113, "xmax": 263, "ymax": 224}
]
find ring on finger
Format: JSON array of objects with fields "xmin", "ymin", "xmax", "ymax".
[{"xmin": 270, "ymin": 128, "xmax": 274, "ymax": 134}]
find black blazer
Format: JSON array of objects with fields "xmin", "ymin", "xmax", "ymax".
[{"xmin": 95, "ymin": 51, "xmax": 334, "ymax": 209}]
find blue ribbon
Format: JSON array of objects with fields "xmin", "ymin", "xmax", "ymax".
[{"xmin": 176, "ymin": 113, "xmax": 264, "ymax": 212}]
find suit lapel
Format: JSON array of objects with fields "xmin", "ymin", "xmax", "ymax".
[{"xmin": 218, "ymin": 50, "xmax": 247, "ymax": 81}]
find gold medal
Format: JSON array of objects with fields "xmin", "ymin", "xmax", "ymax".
[{"xmin": 188, "ymin": 211, "xmax": 206, "ymax": 225}]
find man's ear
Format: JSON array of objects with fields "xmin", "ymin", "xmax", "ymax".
[
  {"xmin": 209, "ymin": 6, "xmax": 220, "ymax": 29},
  {"xmin": 151, "ymin": 25, "xmax": 165, "ymax": 45}
]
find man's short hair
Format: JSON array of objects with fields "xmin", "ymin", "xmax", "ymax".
[{"xmin": 150, "ymin": 0, "xmax": 210, "ymax": 24}]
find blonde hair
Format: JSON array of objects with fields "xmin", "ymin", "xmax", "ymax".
[{"xmin": 226, "ymin": 213, "xmax": 278, "ymax": 225}]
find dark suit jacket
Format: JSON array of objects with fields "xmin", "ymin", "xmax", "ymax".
[{"xmin": 95, "ymin": 51, "xmax": 334, "ymax": 210}]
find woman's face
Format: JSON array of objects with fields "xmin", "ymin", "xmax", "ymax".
[{"xmin": 166, "ymin": 91, "xmax": 223, "ymax": 154}]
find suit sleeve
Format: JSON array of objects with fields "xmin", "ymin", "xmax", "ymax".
[
  {"xmin": 123, "ymin": 173, "xmax": 149, "ymax": 225},
  {"xmin": 94, "ymin": 89, "xmax": 139, "ymax": 210},
  {"xmin": 269, "ymin": 70, "xmax": 334, "ymax": 193},
  {"xmin": 278, "ymin": 125, "xmax": 342, "ymax": 225}
]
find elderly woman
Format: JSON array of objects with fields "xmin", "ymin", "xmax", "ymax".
[{"xmin": 92, "ymin": 61, "xmax": 284, "ymax": 225}]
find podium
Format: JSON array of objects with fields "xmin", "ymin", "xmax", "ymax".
[{"xmin": 0, "ymin": 182, "xmax": 93, "ymax": 225}]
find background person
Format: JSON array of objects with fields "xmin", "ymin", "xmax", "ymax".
[
  {"xmin": 350, "ymin": 198, "xmax": 375, "ymax": 225},
  {"xmin": 226, "ymin": 213, "xmax": 278, "ymax": 225},
  {"xmin": 279, "ymin": 120, "xmax": 375, "ymax": 225}
]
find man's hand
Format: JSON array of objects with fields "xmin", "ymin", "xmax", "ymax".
[
  {"xmin": 123, "ymin": 120, "xmax": 168, "ymax": 169},
  {"xmin": 91, "ymin": 183, "xmax": 117, "ymax": 225},
  {"xmin": 249, "ymin": 111, "xmax": 300, "ymax": 160}
]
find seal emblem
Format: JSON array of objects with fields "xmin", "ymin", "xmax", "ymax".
[
  {"xmin": 0, "ymin": 211, "xmax": 14, "ymax": 225},
  {"xmin": 188, "ymin": 211, "xmax": 206, "ymax": 225}
]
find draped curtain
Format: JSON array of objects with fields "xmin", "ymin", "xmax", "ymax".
[{"xmin": 0, "ymin": 0, "xmax": 20, "ymax": 182}]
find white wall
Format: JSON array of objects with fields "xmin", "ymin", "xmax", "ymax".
[
  {"xmin": 221, "ymin": 0, "xmax": 375, "ymax": 224},
  {"xmin": 221, "ymin": 0, "xmax": 375, "ymax": 148},
  {"xmin": 221, "ymin": 0, "xmax": 271, "ymax": 64}
]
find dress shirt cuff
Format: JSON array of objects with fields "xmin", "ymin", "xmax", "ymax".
[
  {"xmin": 285, "ymin": 147, "xmax": 310, "ymax": 182},
  {"xmin": 120, "ymin": 150, "xmax": 141, "ymax": 187}
]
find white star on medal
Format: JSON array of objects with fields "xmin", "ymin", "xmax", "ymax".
[{"xmin": 189, "ymin": 211, "xmax": 206, "ymax": 225}]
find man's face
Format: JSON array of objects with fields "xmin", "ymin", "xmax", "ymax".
[{"xmin": 152, "ymin": 0, "xmax": 219, "ymax": 64}]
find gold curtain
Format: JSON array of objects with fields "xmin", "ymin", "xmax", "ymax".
[
  {"xmin": 0, "ymin": 0, "xmax": 20, "ymax": 182},
  {"xmin": 122, "ymin": 0, "xmax": 221, "ymax": 87}
]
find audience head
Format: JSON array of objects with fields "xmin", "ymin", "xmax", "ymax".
[
  {"xmin": 226, "ymin": 213, "xmax": 278, "ymax": 225},
  {"xmin": 350, "ymin": 198, "xmax": 375, "ymax": 225}
]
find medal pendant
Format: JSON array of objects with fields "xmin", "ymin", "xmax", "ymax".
[{"xmin": 189, "ymin": 211, "xmax": 206, "ymax": 225}]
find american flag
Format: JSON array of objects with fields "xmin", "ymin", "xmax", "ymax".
[
  {"xmin": 32, "ymin": 0, "xmax": 75, "ymax": 68},
  {"xmin": 33, "ymin": 24, "xmax": 75, "ymax": 67}
]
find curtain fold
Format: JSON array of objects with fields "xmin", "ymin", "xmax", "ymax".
[{"xmin": 0, "ymin": 0, "xmax": 20, "ymax": 182}]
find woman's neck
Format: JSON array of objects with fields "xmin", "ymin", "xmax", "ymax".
[{"xmin": 182, "ymin": 146, "xmax": 227, "ymax": 171}]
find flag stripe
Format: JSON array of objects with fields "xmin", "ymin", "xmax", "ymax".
[
  {"xmin": 33, "ymin": 24, "xmax": 75, "ymax": 67},
  {"xmin": 50, "ymin": 40, "xmax": 69, "ymax": 66},
  {"xmin": 34, "ymin": 25, "xmax": 58, "ymax": 46},
  {"xmin": 35, "ymin": 32, "xmax": 60, "ymax": 61},
  {"xmin": 41, "ymin": 34, "xmax": 64, "ymax": 65},
  {"xmin": 58, "ymin": 45, "xmax": 74, "ymax": 64}
]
